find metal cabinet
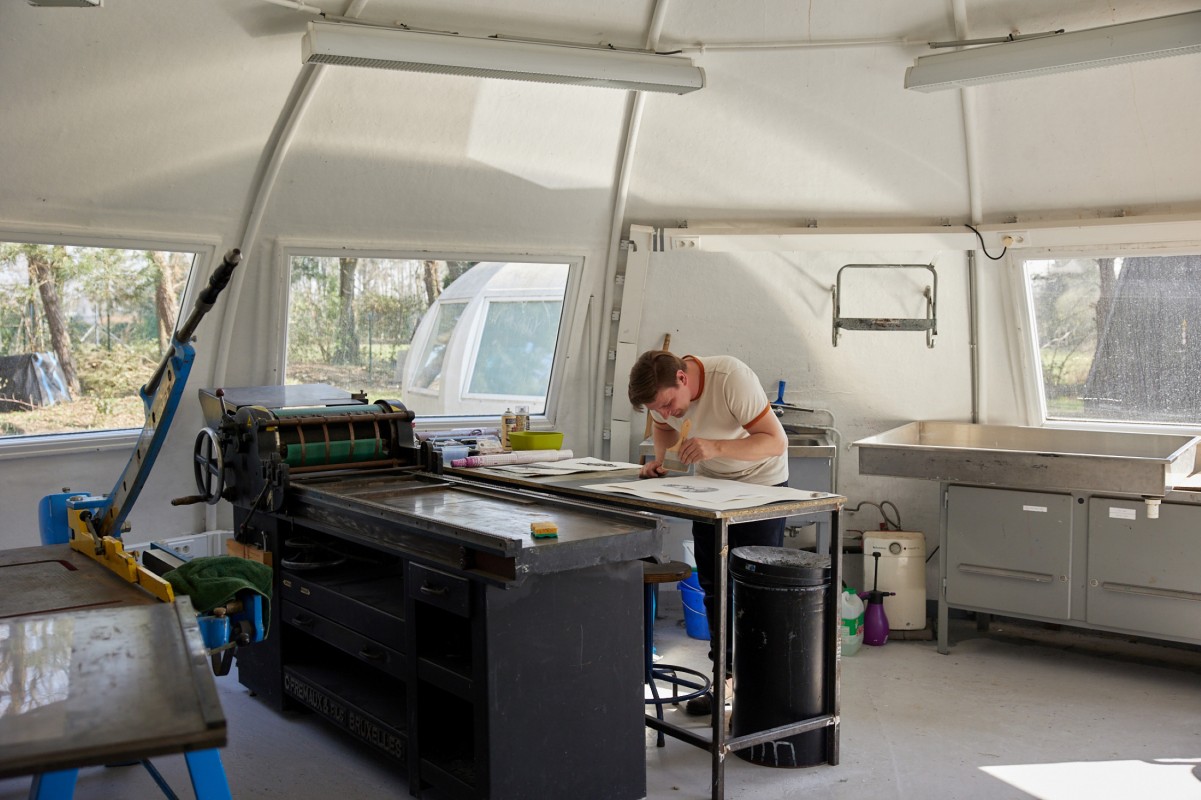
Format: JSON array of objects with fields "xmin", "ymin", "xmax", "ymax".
[
  {"xmin": 1087, "ymin": 497, "xmax": 1201, "ymax": 642},
  {"xmin": 940, "ymin": 485, "xmax": 1201, "ymax": 651},
  {"xmin": 944, "ymin": 485, "xmax": 1074, "ymax": 621}
]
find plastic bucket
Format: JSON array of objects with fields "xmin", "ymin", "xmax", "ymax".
[{"xmin": 678, "ymin": 573, "xmax": 709, "ymax": 640}]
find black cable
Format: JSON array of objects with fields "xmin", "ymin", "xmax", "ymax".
[
  {"xmin": 964, "ymin": 224, "xmax": 1007, "ymax": 260},
  {"xmin": 926, "ymin": 545, "xmax": 940, "ymax": 563}
]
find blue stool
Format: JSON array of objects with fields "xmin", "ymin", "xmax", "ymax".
[{"xmin": 642, "ymin": 560, "xmax": 711, "ymax": 747}]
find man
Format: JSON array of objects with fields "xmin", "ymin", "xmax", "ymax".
[{"xmin": 628, "ymin": 350, "xmax": 788, "ymax": 716}]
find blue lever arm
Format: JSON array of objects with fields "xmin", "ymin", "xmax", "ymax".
[{"xmin": 92, "ymin": 249, "xmax": 241, "ymax": 540}]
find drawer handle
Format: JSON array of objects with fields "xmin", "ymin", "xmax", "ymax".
[
  {"xmin": 358, "ymin": 647, "xmax": 384, "ymax": 661},
  {"xmin": 420, "ymin": 583, "xmax": 449, "ymax": 597},
  {"xmin": 291, "ymin": 614, "xmax": 314, "ymax": 628},
  {"xmin": 1100, "ymin": 581, "xmax": 1201, "ymax": 603},
  {"xmin": 958, "ymin": 564, "xmax": 1053, "ymax": 583}
]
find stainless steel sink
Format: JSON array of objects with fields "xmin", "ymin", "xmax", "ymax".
[
  {"xmin": 638, "ymin": 427, "xmax": 835, "ymax": 459},
  {"xmin": 785, "ymin": 428, "xmax": 836, "ymax": 458},
  {"xmin": 855, "ymin": 421, "xmax": 1201, "ymax": 497}
]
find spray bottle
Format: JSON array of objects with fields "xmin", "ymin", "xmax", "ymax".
[{"xmin": 860, "ymin": 551, "xmax": 896, "ymax": 646}]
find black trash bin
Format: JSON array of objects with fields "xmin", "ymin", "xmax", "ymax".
[{"xmin": 730, "ymin": 546, "xmax": 831, "ymax": 768}]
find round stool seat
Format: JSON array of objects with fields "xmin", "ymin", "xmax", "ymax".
[{"xmin": 642, "ymin": 559, "xmax": 692, "ymax": 585}]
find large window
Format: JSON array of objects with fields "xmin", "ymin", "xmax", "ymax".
[
  {"xmin": 0, "ymin": 241, "xmax": 193, "ymax": 439},
  {"xmin": 286, "ymin": 255, "xmax": 571, "ymax": 419},
  {"xmin": 1024, "ymin": 253, "xmax": 1201, "ymax": 425}
]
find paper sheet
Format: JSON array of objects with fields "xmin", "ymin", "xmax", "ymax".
[
  {"xmin": 490, "ymin": 457, "xmax": 642, "ymax": 476},
  {"xmin": 581, "ymin": 475, "xmax": 824, "ymax": 511}
]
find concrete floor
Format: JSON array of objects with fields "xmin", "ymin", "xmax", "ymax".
[{"xmin": 3, "ymin": 612, "xmax": 1200, "ymax": 800}]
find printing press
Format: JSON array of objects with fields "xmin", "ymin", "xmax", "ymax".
[{"xmin": 190, "ymin": 383, "xmax": 662, "ymax": 800}]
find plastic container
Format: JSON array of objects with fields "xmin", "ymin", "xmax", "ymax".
[
  {"xmin": 840, "ymin": 587, "xmax": 865, "ymax": 656},
  {"xmin": 677, "ymin": 572, "xmax": 709, "ymax": 640},
  {"xmin": 730, "ymin": 546, "xmax": 831, "ymax": 768},
  {"xmin": 508, "ymin": 431, "xmax": 564, "ymax": 451}
]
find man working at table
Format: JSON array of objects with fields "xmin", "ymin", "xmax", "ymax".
[{"xmin": 628, "ymin": 350, "xmax": 789, "ymax": 716}]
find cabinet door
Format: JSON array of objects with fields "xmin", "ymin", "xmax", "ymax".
[
  {"xmin": 945, "ymin": 486, "xmax": 1072, "ymax": 619},
  {"xmin": 1087, "ymin": 498, "xmax": 1201, "ymax": 643}
]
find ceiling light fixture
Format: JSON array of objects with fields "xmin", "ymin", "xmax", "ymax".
[
  {"xmin": 301, "ymin": 21, "xmax": 705, "ymax": 94},
  {"xmin": 905, "ymin": 9, "xmax": 1201, "ymax": 92}
]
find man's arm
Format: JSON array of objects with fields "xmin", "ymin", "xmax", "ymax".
[{"xmin": 676, "ymin": 407, "xmax": 786, "ymax": 464}]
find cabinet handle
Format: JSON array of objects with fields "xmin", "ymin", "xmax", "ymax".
[
  {"xmin": 958, "ymin": 564, "xmax": 1053, "ymax": 583},
  {"xmin": 420, "ymin": 583, "xmax": 449, "ymax": 597},
  {"xmin": 291, "ymin": 614, "xmax": 314, "ymax": 628},
  {"xmin": 358, "ymin": 647, "xmax": 384, "ymax": 661},
  {"xmin": 1100, "ymin": 581, "xmax": 1201, "ymax": 603}
]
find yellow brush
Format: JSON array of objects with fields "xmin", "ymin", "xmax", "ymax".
[{"xmin": 665, "ymin": 419, "xmax": 692, "ymax": 456}]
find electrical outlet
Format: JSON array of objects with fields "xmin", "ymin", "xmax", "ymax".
[{"xmin": 1001, "ymin": 231, "xmax": 1027, "ymax": 247}]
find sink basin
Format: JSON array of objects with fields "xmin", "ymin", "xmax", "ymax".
[
  {"xmin": 638, "ymin": 429, "xmax": 835, "ymax": 459},
  {"xmin": 785, "ymin": 428, "xmax": 835, "ymax": 458},
  {"xmin": 855, "ymin": 421, "xmax": 1201, "ymax": 497}
]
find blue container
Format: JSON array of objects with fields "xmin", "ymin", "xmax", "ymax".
[{"xmin": 678, "ymin": 572, "xmax": 709, "ymax": 640}]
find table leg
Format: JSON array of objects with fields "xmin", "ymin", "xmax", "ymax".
[
  {"xmin": 28, "ymin": 770, "xmax": 78, "ymax": 800},
  {"xmin": 826, "ymin": 508, "xmax": 841, "ymax": 764},
  {"xmin": 184, "ymin": 749, "xmax": 232, "ymax": 800},
  {"xmin": 710, "ymin": 518, "xmax": 729, "ymax": 800}
]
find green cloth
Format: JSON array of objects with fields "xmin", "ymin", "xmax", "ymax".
[{"xmin": 165, "ymin": 555, "xmax": 272, "ymax": 621}]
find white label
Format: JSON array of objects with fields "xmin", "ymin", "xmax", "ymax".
[
  {"xmin": 1022, "ymin": 505, "xmax": 1047, "ymax": 513},
  {"xmin": 1109, "ymin": 506, "xmax": 1137, "ymax": 520}
]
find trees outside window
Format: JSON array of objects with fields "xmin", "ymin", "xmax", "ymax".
[
  {"xmin": 1025, "ymin": 254, "xmax": 1201, "ymax": 425},
  {"xmin": 0, "ymin": 242, "xmax": 193, "ymax": 438}
]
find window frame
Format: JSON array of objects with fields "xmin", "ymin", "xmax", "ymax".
[
  {"xmin": 1013, "ymin": 242, "xmax": 1201, "ymax": 435},
  {"xmin": 0, "ymin": 226, "xmax": 218, "ymax": 459},
  {"xmin": 278, "ymin": 243, "xmax": 583, "ymax": 430}
]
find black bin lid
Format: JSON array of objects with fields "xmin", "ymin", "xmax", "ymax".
[{"xmin": 729, "ymin": 546, "xmax": 830, "ymax": 587}]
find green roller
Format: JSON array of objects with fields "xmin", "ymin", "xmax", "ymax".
[{"xmin": 274, "ymin": 404, "xmax": 391, "ymax": 468}]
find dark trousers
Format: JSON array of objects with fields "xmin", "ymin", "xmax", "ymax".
[{"xmin": 692, "ymin": 510, "xmax": 786, "ymax": 673}]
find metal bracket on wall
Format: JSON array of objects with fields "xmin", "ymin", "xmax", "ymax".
[{"xmin": 831, "ymin": 263, "xmax": 937, "ymax": 348}]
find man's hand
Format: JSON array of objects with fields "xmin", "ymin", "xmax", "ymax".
[
  {"xmin": 639, "ymin": 459, "xmax": 668, "ymax": 479},
  {"xmin": 676, "ymin": 437, "xmax": 720, "ymax": 465}
]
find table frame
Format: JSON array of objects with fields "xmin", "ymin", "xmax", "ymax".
[{"xmin": 451, "ymin": 468, "xmax": 844, "ymax": 800}]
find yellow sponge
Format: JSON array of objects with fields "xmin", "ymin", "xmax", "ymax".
[{"xmin": 530, "ymin": 521, "xmax": 559, "ymax": 538}]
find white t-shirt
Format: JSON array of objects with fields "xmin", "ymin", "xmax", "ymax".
[{"xmin": 651, "ymin": 355, "xmax": 788, "ymax": 486}]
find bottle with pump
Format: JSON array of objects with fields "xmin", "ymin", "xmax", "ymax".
[{"xmin": 859, "ymin": 551, "xmax": 895, "ymax": 646}]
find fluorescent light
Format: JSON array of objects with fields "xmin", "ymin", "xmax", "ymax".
[
  {"xmin": 905, "ymin": 9, "xmax": 1201, "ymax": 92},
  {"xmin": 301, "ymin": 21, "xmax": 705, "ymax": 94}
]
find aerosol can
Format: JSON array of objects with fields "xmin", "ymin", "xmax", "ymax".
[{"xmin": 859, "ymin": 552, "xmax": 895, "ymax": 646}]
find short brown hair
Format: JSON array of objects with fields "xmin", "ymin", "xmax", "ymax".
[{"xmin": 628, "ymin": 350, "xmax": 684, "ymax": 411}]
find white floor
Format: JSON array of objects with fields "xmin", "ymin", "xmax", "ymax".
[{"xmin": 3, "ymin": 611, "xmax": 1200, "ymax": 800}]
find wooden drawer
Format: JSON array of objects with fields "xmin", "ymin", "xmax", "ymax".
[
  {"xmin": 408, "ymin": 562, "xmax": 471, "ymax": 618},
  {"xmin": 281, "ymin": 599, "xmax": 407, "ymax": 679}
]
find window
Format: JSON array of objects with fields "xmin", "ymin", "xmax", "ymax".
[
  {"xmin": 1024, "ymin": 253, "xmax": 1201, "ymax": 425},
  {"xmin": 0, "ymin": 241, "xmax": 193, "ymax": 439},
  {"xmin": 286, "ymin": 255, "xmax": 571, "ymax": 419}
]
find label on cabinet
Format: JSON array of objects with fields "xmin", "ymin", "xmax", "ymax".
[
  {"xmin": 1022, "ymin": 505, "xmax": 1047, "ymax": 513},
  {"xmin": 1108, "ymin": 506, "xmax": 1137, "ymax": 520}
]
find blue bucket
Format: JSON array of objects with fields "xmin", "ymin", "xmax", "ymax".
[{"xmin": 678, "ymin": 573, "xmax": 710, "ymax": 640}]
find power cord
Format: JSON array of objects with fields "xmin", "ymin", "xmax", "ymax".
[{"xmin": 965, "ymin": 224, "xmax": 1007, "ymax": 260}]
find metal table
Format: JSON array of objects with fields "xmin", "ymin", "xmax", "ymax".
[
  {"xmin": 452, "ymin": 467, "xmax": 845, "ymax": 800},
  {"xmin": 0, "ymin": 545, "xmax": 229, "ymax": 799}
]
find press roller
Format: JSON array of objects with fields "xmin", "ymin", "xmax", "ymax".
[{"xmin": 185, "ymin": 384, "xmax": 421, "ymax": 514}]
